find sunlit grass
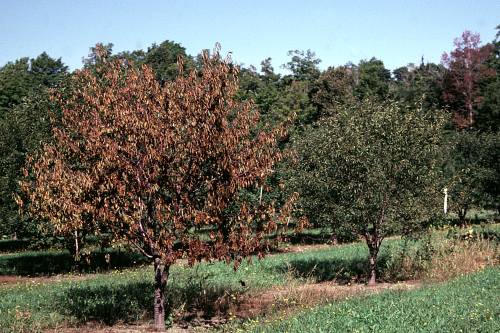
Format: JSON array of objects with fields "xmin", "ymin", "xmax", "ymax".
[
  {"xmin": 222, "ymin": 265, "xmax": 500, "ymax": 332},
  {"xmin": 0, "ymin": 222, "xmax": 499, "ymax": 331}
]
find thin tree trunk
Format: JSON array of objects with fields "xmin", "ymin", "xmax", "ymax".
[
  {"xmin": 458, "ymin": 207, "xmax": 468, "ymax": 228},
  {"xmin": 153, "ymin": 257, "xmax": 170, "ymax": 331},
  {"xmin": 331, "ymin": 230, "xmax": 338, "ymax": 246},
  {"xmin": 367, "ymin": 246, "xmax": 379, "ymax": 285}
]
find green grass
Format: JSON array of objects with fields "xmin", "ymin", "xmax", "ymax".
[
  {"xmin": 0, "ymin": 248, "xmax": 151, "ymax": 276},
  {"xmin": 0, "ymin": 243, "xmax": 376, "ymax": 331},
  {"xmin": 222, "ymin": 265, "xmax": 500, "ymax": 333},
  {"xmin": 1, "ymin": 224, "xmax": 499, "ymax": 332}
]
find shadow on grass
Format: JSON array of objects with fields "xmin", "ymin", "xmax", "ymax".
[
  {"xmin": 280, "ymin": 256, "xmax": 369, "ymax": 283},
  {"xmin": 269, "ymin": 247, "xmax": 398, "ymax": 284},
  {"xmin": 0, "ymin": 239, "xmax": 32, "ymax": 253},
  {"xmin": 0, "ymin": 249, "xmax": 152, "ymax": 276},
  {"xmin": 57, "ymin": 272, "xmax": 243, "ymax": 325},
  {"xmin": 57, "ymin": 281, "xmax": 153, "ymax": 325}
]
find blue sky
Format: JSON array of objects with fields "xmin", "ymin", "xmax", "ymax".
[{"xmin": 1, "ymin": 0, "xmax": 499, "ymax": 75}]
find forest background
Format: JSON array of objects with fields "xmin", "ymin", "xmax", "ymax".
[{"xmin": 2, "ymin": 24, "xmax": 500, "ymax": 239}]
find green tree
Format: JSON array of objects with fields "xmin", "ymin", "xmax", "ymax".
[
  {"xmin": 82, "ymin": 42, "xmax": 115, "ymax": 71},
  {"xmin": 440, "ymin": 131, "xmax": 496, "ymax": 226},
  {"xmin": 0, "ymin": 58, "xmax": 30, "ymax": 118},
  {"xmin": 353, "ymin": 57, "xmax": 391, "ymax": 101},
  {"xmin": 17, "ymin": 45, "xmax": 299, "ymax": 331},
  {"xmin": 308, "ymin": 65, "xmax": 355, "ymax": 119},
  {"xmin": 0, "ymin": 73, "xmax": 74, "ymax": 239},
  {"xmin": 290, "ymin": 98, "xmax": 447, "ymax": 285},
  {"xmin": 475, "ymin": 25, "xmax": 500, "ymax": 131},
  {"xmin": 28, "ymin": 52, "xmax": 68, "ymax": 88},
  {"xmin": 109, "ymin": 49, "xmax": 146, "ymax": 67},
  {"xmin": 139, "ymin": 40, "xmax": 195, "ymax": 85},
  {"xmin": 253, "ymin": 58, "xmax": 281, "ymax": 117},
  {"xmin": 281, "ymin": 49, "xmax": 321, "ymax": 82},
  {"xmin": 0, "ymin": 53, "xmax": 69, "ymax": 119},
  {"xmin": 482, "ymin": 132, "xmax": 500, "ymax": 213},
  {"xmin": 391, "ymin": 59, "xmax": 445, "ymax": 111}
]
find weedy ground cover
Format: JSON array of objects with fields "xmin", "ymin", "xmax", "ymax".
[
  {"xmin": 0, "ymin": 223, "xmax": 499, "ymax": 332},
  {"xmin": 0, "ymin": 242, "xmax": 391, "ymax": 331},
  {"xmin": 221, "ymin": 265, "xmax": 500, "ymax": 333}
]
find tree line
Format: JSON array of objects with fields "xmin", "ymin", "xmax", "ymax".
[{"xmin": 1, "ymin": 27, "xmax": 500, "ymax": 330}]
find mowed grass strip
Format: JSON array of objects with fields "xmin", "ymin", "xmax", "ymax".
[{"xmin": 223, "ymin": 265, "xmax": 500, "ymax": 333}]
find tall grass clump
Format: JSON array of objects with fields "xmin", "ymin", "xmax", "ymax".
[{"xmin": 381, "ymin": 225, "xmax": 500, "ymax": 282}]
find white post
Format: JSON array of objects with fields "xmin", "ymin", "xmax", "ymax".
[{"xmin": 444, "ymin": 188, "xmax": 448, "ymax": 214}]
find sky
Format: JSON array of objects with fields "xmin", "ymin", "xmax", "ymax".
[{"xmin": 1, "ymin": 0, "xmax": 499, "ymax": 76}]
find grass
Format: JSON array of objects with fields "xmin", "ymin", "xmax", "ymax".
[
  {"xmin": 0, "ymin": 247, "xmax": 152, "ymax": 276},
  {"xmin": 0, "ymin": 223, "xmax": 499, "ymax": 332},
  {"xmin": 222, "ymin": 265, "xmax": 500, "ymax": 332}
]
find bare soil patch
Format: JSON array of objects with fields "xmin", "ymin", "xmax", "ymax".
[{"xmin": 231, "ymin": 279, "xmax": 420, "ymax": 321}]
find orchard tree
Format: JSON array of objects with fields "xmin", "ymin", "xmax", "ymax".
[
  {"xmin": 290, "ymin": 98, "xmax": 447, "ymax": 285},
  {"xmin": 440, "ymin": 131, "xmax": 494, "ymax": 226},
  {"xmin": 17, "ymin": 44, "xmax": 300, "ymax": 331},
  {"xmin": 441, "ymin": 30, "xmax": 495, "ymax": 129}
]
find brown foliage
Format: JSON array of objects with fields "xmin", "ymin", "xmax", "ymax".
[
  {"xmin": 17, "ymin": 44, "xmax": 301, "ymax": 330},
  {"xmin": 441, "ymin": 30, "xmax": 495, "ymax": 129}
]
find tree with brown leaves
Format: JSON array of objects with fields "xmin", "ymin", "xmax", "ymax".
[
  {"xmin": 17, "ymin": 44, "xmax": 300, "ymax": 331},
  {"xmin": 441, "ymin": 30, "xmax": 495, "ymax": 129}
]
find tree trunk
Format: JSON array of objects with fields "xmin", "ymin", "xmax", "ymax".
[
  {"xmin": 331, "ymin": 230, "xmax": 338, "ymax": 246},
  {"xmin": 153, "ymin": 257, "xmax": 170, "ymax": 331},
  {"xmin": 367, "ymin": 243, "xmax": 380, "ymax": 286},
  {"xmin": 458, "ymin": 207, "xmax": 468, "ymax": 228}
]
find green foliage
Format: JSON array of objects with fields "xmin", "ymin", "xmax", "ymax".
[
  {"xmin": 0, "ymin": 58, "xmax": 30, "ymax": 118},
  {"xmin": 308, "ymin": 65, "xmax": 355, "ymax": 119},
  {"xmin": 0, "ymin": 52, "xmax": 67, "ymax": 119},
  {"xmin": 391, "ymin": 60, "xmax": 445, "ymax": 112},
  {"xmin": 82, "ymin": 42, "xmax": 115, "ymax": 71},
  {"xmin": 440, "ymin": 130, "xmax": 500, "ymax": 223},
  {"xmin": 28, "ymin": 52, "xmax": 68, "ymax": 88},
  {"xmin": 0, "ymin": 73, "xmax": 75, "ymax": 239},
  {"xmin": 137, "ymin": 40, "xmax": 195, "ymax": 85},
  {"xmin": 281, "ymin": 50, "xmax": 321, "ymax": 82},
  {"xmin": 291, "ymin": 98, "xmax": 448, "ymax": 283},
  {"xmin": 475, "ymin": 25, "xmax": 500, "ymax": 131},
  {"xmin": 353, "ymin": 57, "xmax": 391, "ymax": 101}
]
